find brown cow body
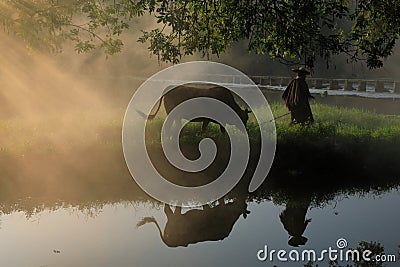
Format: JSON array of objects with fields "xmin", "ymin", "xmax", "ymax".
[{"xmin": 147, "ymin": 84, "xmax": 250, "ymax": 133}]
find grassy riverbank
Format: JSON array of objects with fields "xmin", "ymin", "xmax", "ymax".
[
  {"xmin": 1, "ymin": 103, "xmax": 400, "ymax": 213},
  {"xmin": 2, "ymin": 103, "xmax": 399, "ymax": 153},
  {"xmin": 144, "ymin": 103, "xmax": 400, "ymax": 184},
  {"xmin": 145, "ymin": 103, "xmax": 400, "ymax": 146}
]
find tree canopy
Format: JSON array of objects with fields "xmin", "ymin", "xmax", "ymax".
[{"xmin": 1, "ymin": 0, "xmax": 399, "ymax": 69}]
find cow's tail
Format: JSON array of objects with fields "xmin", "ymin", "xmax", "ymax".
[
  {"xmin": 136, "ymin": 216, "xmax": 165, "ymax": 242},
  {"xmin": 136, "ymin": 96, "xmax": 163, "ymax": 120}
]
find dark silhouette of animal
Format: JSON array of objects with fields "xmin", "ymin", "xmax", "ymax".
[
  {"xmin": 141, "ymin": 84, "xmax": 251, "ymax": 133},
  {"xmin": 136, "ymin": 198, "xmax": 250, "ymax": 247}
]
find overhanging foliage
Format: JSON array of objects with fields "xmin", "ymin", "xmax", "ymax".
[{"xmin": 1, "ymin": 0, "xmax": 399, "ymax": 68}]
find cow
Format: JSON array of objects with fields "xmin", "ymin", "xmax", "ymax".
[
  {"xmin": 140, "ymin": 84, "xmax": 251, "ymax": 133},
  {"xmin": 136, "ymin": 197, "xmax": 250, "ymax": 247}
]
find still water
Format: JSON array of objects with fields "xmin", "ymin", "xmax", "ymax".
[{"xmin": 0, "ymin": 180, "xmax": 399, "ymax": 267}]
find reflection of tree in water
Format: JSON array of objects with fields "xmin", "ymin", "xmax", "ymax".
[
  {"xmin": 1, "ymin": 165, "xmax": 400, "ymax": 228},
  {"xmin": 251, "ymin": 168, "xmax": 400, "ymax": 213},
  {"xmin": 0, "ymin": 197, "xmax": 160, "ymax": 220}
]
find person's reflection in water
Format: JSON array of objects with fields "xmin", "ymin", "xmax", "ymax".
[
  {"xmin": 137, "ymin": 195, "xmax": 250, "ymax": 247},
  {"xmin": 279, "ymin": 196, "xmax": 312, "ymax": 247}
]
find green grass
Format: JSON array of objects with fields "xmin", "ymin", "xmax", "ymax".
[
  {"xmin": 2, "ymin": 103, "xmax": 400, "ymax": 155},
  {"xmin": 145, "ymin": 103, "xmax": 400, "ymax": 145},
  {"xmin": 274, "ymin": 103, "xmax": 400, "ymax": 141}
]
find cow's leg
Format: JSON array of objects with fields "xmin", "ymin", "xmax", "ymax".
[
  {"xmin": 175, "ymin": 206, "xmax": 182, "ymax": 215},
  {"xmin": 221, "ymin": 198, "xmax": 227, "ymax": 205},
  {"xmin": 219, "ymin": 124, "xmax": 226, "ymax": 134},
  {"xmin": 201, "ymin": 119, "xmax": 210, "ymax": 133},
  {"xmin": 164, "ymin": 204, "xmax": 173, "ymax": 218}
]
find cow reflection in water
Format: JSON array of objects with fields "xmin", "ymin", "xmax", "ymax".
[
  {"xmin": 279, "ymin": 196, "xmax": 312, "ymax": 247},
  {"xmin": 137, "ymin": 197, "xmax": 250, "ymax": 247}
]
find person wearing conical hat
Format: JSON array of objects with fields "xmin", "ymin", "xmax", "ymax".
[
  {"xmin": 282, "ymin": 67, "xmax": 315, "ymax": 126},
  {"xmin": 279, "ymin": 195, "xmax": 312, "ymax": 247}
]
